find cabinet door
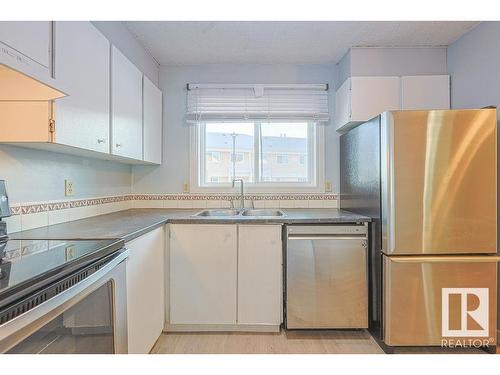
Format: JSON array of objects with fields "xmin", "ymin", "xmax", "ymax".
[
  {"xmin": 0, "ymin": 21, "xmax": 51, "ymax": 69},
  {"xmin": 238, "ymin": 225, "xmax": 282, "ymax": 325},
  {"xmin": 350, "ymin": 76, "xmax": 401, "ymax": 122},
  {"xmin": 143, "ymin": 76, "xmax": 162, "ymax": 164},
  {"xmin": 334, "ymin": 79, "xmax": 351, "ymax": 131},
  {"xmin": 401, "ymin": 75, "xmax": 450, "ymax": 110},
  {"xmin": 126, "ymin": 227, "xmax": 165, "ymax": 354},
  {"xmin": 54, "ymin": 22, "xmax": 110, "ymax": 153},
  {"xmin": 111, "ymin": 46, "xmax": 143, "ymax": 159},
  {"xmin": 170, "ymin": 224, "xmax": 237, "ymax": 325}
]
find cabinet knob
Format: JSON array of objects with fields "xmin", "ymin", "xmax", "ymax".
[
  {"xmin": 115, "ymin": 143, "xmax": 122, "ymax": 148},
  {"xmin": 97, "ymin": 138, "xmax": 106, "ymax": 144}
]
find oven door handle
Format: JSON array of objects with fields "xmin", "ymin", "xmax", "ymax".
[{"xmin": 0, "ymin": 249, "xmax": 129, "ymax": 353}]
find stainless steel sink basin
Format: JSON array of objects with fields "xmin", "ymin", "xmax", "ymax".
[
  {"xmin": 240, "ymin": 209, "xmax": 285, "ymax": 217},
  {"xmin": 194, "ymin": 209, "xmax": 240, "ymax": 217},
  {"xmin": 193, "ymin": 209, "xmax": 285, "ymax": 217}
]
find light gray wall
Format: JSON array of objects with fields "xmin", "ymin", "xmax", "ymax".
[
  {"xmin": 92, "ymin": 21, "xmax": 159, "ymax": 85},
  {"xmin": 336, "ymin": 47, "xmax": 448, "ymax": 85},
  {"xmin": 132, "ymin": 63, "xmax": 339, "ymax": 194},
  {"xmin": 0, "ymin": 145, "xmax": 131, "ymax": 203},
  {"xmin": 448, "ymin": 22, "xmax": 500, "ymax": 118}
]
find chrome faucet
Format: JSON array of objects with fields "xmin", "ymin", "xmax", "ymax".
[{"xmin": 232, "ymin": 178, "xmax": 244, "ymax": 209}]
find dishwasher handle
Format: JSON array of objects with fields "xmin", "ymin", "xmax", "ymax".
[{"xmin": 287, "ymin": 233, "xmax": 367, "ymax": 240}]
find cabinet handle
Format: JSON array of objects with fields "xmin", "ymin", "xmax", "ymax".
[
  {"xmin": 115, "ymin": 143, "xmax": 122, "ymax": 148},
  {"xmin": 97, "ymin": 138, "xmax": 106, "ymax": 144}
]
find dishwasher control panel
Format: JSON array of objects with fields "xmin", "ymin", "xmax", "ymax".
[{"xmin": 287, "ymin": 224, "xmax": 368, "ymax": 236}]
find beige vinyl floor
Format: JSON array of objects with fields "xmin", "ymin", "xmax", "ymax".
[{"xmin": 151, "ymin": 330, "xmax": 491, "ymax": 354}]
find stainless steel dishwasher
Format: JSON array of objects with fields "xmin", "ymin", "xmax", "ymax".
[{"xmin": 285, "ymin": 224, "xmax": 368, "ymax": 329}]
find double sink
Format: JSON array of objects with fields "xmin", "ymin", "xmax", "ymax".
[{"xmin": 194, "ymin": 209, "xmax": 285, "ymax": 217}]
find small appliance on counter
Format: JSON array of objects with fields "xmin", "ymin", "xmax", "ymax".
[
  {"xmin": 340, "ymin": 109, "xmax": 500, "ymax": 353},
  {"xmin": 0, "ymin": 180, "xmax": 11, "ymax": 279}
]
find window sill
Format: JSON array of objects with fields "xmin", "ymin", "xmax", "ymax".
[{"xmin": 189, "ymin": 185, "xmax": 325, "ymax": 194}]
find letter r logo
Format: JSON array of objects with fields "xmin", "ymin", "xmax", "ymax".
[{"xmin": 442, "ymin": 288, "xmax": 489, "ymax": 337}]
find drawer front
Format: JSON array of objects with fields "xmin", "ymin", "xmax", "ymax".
[{"xmin": 384, "ymin": 255, "xmax": 498, "ymax": 346}]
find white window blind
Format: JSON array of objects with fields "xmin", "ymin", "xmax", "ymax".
[{"xmin": 186, "ymin": 84, "xmax": 329, "ymax": 123}]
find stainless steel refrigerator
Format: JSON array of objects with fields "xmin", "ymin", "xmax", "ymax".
[{"xmin": 340, "ymin": 109, "xmax": 500, "ymax": 351}]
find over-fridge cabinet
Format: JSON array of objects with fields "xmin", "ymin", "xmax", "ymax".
[
  {"xmin": 334, "ymin": 75, "xmax": 450, "ymax": 132},
  {"xmin": 0, "ymin": 21, "xmax": 163, "ymax": 165}
]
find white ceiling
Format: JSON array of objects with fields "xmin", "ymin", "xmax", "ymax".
[{"xmin": 125, "ymin": 21, "xmax": 479, "ymax": 66}]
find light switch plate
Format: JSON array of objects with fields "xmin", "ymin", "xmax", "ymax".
[
  {"xmin": 325, "ymin": 181, "xmax": 332, "ymax": 192},
  {"xmin": 183, "ymin": 182, "xmax": 189, "ymax": 193}
]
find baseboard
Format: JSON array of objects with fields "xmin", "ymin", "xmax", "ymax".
[{"xmin": 164, "ymin": 323, "xmax": 281, "ymax": 333}]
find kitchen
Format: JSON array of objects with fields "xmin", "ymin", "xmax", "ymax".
[{"xmin": 1, "ymin": 1, "xmax": 499, "ymax": 373}]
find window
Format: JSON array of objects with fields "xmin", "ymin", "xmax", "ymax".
[
  {"xmin": 276, "ymin": 154, "xmax": 288, "ymax": 165},
  {"xmin": 206, "ymin": 151, "xmax": 221, "ymax": 163},
  {"xmin": 187, "ymin": 84, "xmax": 328, "ymax": 192},
  {"xmin": 192, "ymin": 121, "xmax": 322, "ymax": 191},
  {"xmin": 230, "ymin": 152, "xmax": 244, "ymax": 163}
]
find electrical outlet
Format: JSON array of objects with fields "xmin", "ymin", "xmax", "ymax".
[
  {"xmin": 65, "ymin": 245, "xmax": 76, "ymax": 261},
  {"xmin": 183, "ymin": 182, "xmax": 189, "ymax": 193},
  {"xmin": 325, "ymin": 181, "xmax": 332, "ymax": 192},
  {"xmin": 65, "ymin": 179, "xmax": 74, "ymax": 197}
]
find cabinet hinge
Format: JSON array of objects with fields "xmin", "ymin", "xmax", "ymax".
[{"xmin": 49, "ymin": 119, "xmax": 56, "ymax": 133}]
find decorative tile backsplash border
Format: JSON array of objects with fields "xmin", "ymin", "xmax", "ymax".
[{"xmin": 10, "ymin": 193, "xmax": 338, "ymax": 216}]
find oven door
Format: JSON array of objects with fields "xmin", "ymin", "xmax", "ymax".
[{"xmin": 0, "ymin": 249, "xmax": 129, "ymax": 354}]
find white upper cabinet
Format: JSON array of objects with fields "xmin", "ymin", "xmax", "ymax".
[
  {"xmin": 0, "ymin": 21, "xmax": 51, "ymax": 76},
  {"xmin": 335, "ymin": 76, "xmax": 401, "ymax": 132},
  {"xmin": 111, "ymin": 46, "xmax": 143, "ymax": 160},
  {"xmin": 335, "ymin": 75, "xmax": 451, "ymax": 132},
  {"xmin": 401, "ymin": 75, "xmax": 450, "ymax": 110},
  {"xmin": 54, "ymin": 22, "xmax": 110, "ymax": 153},
  {"xmin": 143, "ymin": 76, "xmax": 162, "ymax": 164}
]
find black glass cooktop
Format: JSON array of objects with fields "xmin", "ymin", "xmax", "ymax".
[{"xmin": 0, "ymin": 238, "xmax": 124, "ymax": 310}]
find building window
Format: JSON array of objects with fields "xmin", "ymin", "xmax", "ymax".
[
  {"xmin": 206, "ymin": 151, "xmax": 221, "ymax": 163},
  {"xmin": 276, "ymin": 154, "xmax": 288, "ymax": 165},
  {"xmin": 192, "ymin": 121, "xmax": 322, "ymax": 191},
  {"xmin": 230, "ymin": 152, "xmax": 244, "ymax": 163}
]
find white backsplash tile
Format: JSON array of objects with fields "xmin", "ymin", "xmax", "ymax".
[
  {"xmin": 293, "ymin": 200, "xmax": 309, "ymax": 208},
  {"xmin": 48, "ymin": 209, "xmax": 70, "ymax": 226},
  {"xmin": 4, "ymin": 214, "xmax": 22, "ymax": 234},
  {"xmin": 206, "ymin": 200, "xmax": 222, "ymax": 208},
  {"xmin": 308, "ymin": 200, "xmax": 325, "ymax": 208},
  {"xmin": 134, "ymin": 200, "xmax": 163, "ymax": 209},
  {"xmin": 278, "ymin": 200, "xmax": 294, "ymax": 208},
  {"xmin": 21, "ymin": 211, "xmax": 48, "ymax": 231},
  {"xmin": 177, "ymin": 200, "xmax": 194, "ymax": 208},
  {"xmin": 163, "ymin": 200, "xmax": 179, "ymax": 208}
]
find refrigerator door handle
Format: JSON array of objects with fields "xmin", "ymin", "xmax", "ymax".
[{"xmin": 387, "ymin": 255, "xmax": 500, "ymax": 263}]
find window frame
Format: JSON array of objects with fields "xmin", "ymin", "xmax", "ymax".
[{"xmin": 190, "ymin": 121, "xmax": 325, "ymax": 193}]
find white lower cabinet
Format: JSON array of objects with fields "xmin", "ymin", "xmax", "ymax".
[
  {"xmin": 126, "ymin": 227, "xmax": 165, "ymax": 353},
  {"xmin": 168, "ymin": 224, "xmax": 282, "ymax": 331},
  {"xmin": 237, "ymin": 225, "xmax": 282, "ymax": 326},
  {"xmin": 169, "ymin": 224, "xmax": 238, "ymax": 325}
]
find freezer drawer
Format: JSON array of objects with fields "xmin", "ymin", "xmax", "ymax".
[
  {"xmin": 383, "ymin": 254, "xmax": 499, "ymax": 346},
  {"xmin": 286, "ymin": 225, "xmax": 368, "ymax": 329}
]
